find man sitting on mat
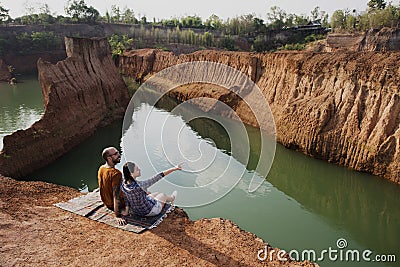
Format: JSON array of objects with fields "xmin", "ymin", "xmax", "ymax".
[{"xmin": 98, "ymin": 147, "xmax": 128, "ymax": 225}]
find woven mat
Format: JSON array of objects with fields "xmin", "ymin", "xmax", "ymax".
[{"xmin": 54, "ymin": 189, "xmax": 174, "ymax": 234}]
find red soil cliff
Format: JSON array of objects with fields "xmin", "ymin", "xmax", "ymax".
[
  {"xmin": 118, "ymin": 49, "xmax": 400, "ymax": 184},
  {"xmin": 0, "ymin": 37, "xmax": 130, "ymax": 178}
]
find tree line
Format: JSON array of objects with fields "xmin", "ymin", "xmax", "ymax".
[
  {"xmin": 0, "ymin": 0, "xmax": 326, "ymax": 36},
  {"xmin": 331, "ymin": 0, "xmax": 400, "ymax": 31},
  {"xmin": 0, "ymin": 0, "xmax": 398, "ymax": 32},
  {"xmin": 0, "ymin": 0, "xmax": 398, "ymax": 55}
]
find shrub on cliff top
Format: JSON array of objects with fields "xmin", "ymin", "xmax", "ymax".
[{"xmin": 108, "ymin": 34, "xmax": 133, "ymax": 58}]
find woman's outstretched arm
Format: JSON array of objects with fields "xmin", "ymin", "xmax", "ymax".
[
  {"xmin": 137, "ymin": 164, "xmax": 183, "ymax": 190},
  {"xmin": 162, "ymin": 164, "xmax": 182, "ymax": 176}
]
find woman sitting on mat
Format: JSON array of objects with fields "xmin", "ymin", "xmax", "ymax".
[{"xmin": 121, "ymin": 162, "xmax": 181, "ymax": 217}]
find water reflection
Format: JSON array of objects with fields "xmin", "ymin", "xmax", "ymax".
[
  {"xmin": 121, "ymin": 103, "xmax": 252, "ymax": 207},
  {"xmin": 154, "ymin": 94, "xmax": 399, "ymax": 266},
  {"xmin": 267, "ymin": 146, "xmax": 400, "ymax": 257},
  {"xmin": 30, "ymin": 120, "xmax": 124, "ymax": 191},
  {"xmin": 23, "ymin": 88, "xmax": 398, "ymax": 266},
  {"xmin": 0, "ymin": 76, "xmax": 44, "ymax": 150}
]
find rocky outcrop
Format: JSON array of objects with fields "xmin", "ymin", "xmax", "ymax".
[
  {"xmin": 0, "ymin": 37, "xmax": 130, "ymax": 178},
  {"xmin": 118, "ymin": 49, "xmax": 400, "ymax": 184},
  {"xmin": 0, "ymin": 59, "xmax": 12, "ymax": 81},
  {"xmin": 323, "ymin": 27, "xmax": 400, "ymax": 52},
  {"xmin": 0, "ymin": 175, "xmax": 317, "ymax": 266}
]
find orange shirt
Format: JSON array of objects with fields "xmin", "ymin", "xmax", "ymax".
[{"xmin": 98, "ymin": 165, "xmax": 125, "ymax": 210}]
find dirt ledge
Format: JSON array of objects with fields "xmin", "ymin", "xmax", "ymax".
[{"xmin": 0, "ymin": 176, "xmax": 316, "ymax": 266}]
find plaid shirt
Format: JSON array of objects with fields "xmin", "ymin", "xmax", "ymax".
[{"xmin": 121, "ymin": 172, "xmax": 165, "ymax": 216}]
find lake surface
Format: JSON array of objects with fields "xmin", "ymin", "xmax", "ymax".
[
  {"xmin": 1, "ymin": 77, "xmax": 399, "ymax": 267},
  {"xmin": 0, "ymin": 75, "xmax": 43, "ymax": 150}
]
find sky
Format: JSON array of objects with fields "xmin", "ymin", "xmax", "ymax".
[{"xmin": 0, "ymin": 0, "xmax": 387, "ymax": 21}]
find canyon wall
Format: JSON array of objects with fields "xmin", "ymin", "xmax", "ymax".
[
  {"xmin": 118, "ymin": 49, "xmax": 400, "ymax": 184},
  {"xmin": 320, "ymin": 27, "xmax": 400, "ymax": 52},
  {"xmin": 0, "ymin": 37, "xmax": 130, "ymax": 178}
]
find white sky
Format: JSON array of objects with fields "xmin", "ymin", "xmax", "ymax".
[{"xmin": 0, "ymin": 0, "xmax": 390, "ymax": 21}]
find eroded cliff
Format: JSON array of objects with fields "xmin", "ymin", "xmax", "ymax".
[
  {"xmin": 118, "ymin": 49, "xmax": 400, "ymax": 184},
  {"xmin": 0, "ymin": 175, "xmax": 317, "ymax": 266},
  {"xmin": 315, "ymin": 27, "xmax": 400, "ymax": 52},
  {"xmin": 0, "ymin": 37, "xmax": 130, "ymax": 178}
]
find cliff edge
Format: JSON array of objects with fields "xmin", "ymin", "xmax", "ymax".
[
  {"xmin": 0, "ymin": 37, "xmax": 130, "ymax": 178},
  {"xmin": 0, "ymin": 175, "xmax": 316, "ymax": 266},
  {"xmin": 118, "ymin": 49, "xmax": 400, "ymax": 184},
  {"xmin": 313, "ymin": 27, "xmax": 400, "ymax": 52},
  {"xmin": 0, "ymin": 38, "xmax": 317, "ymax": 266}
]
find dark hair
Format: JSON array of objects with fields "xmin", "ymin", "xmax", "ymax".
[{"xmin": 123, "ymin": 162, "xmax": 136, "ymax": 184}]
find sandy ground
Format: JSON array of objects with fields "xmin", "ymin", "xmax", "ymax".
[{"xmin": 0, "ymin": 176, "xmax": 317, "ymax": 266}]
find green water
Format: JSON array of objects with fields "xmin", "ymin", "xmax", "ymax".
[
  {"xmin": 0, "ymin": 75, "xmax": 43, "ymax": 150},
  {"xmin": 1, "ymin": 77, "xmax": 399, "ymax": 267}
]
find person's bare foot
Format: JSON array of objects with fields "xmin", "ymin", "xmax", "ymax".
[{"xmin": 121, "ymin": 207, "xmax": 129, "ymax": 216}]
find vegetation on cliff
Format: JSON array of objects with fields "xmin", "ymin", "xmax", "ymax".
[
  {"xmin": 0, "ymin": 0, "xmax": 399, "ymax": 57},
  {"xmin": 0, "ymin": 0, "xmax": 329, "ymax": 54},
  {"xmin": 331, "ymin": 0, "xmax": 400, "ymax": 32},
  {"xmin": 118, "ymin": 49, "xmax": 400, "ymax": 184}
]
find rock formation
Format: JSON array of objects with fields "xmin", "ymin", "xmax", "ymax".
[
  {"xmin": 0, "ymin": 38, "xmax": 318, "ymax": 266},
  {"xmin": 118, "ymin": 49, "xmax": 400, "ymax": 184},
  {"xmin": 314, "ymin": 27, "xmax": 400, "ymax": 52},
  {"xmin": 0, "ymin": 37, "xmax": 130, "ymax": 178},
  {"xmin": 0, "ymin": 175, "xmax": 317, "ymax": 266}
]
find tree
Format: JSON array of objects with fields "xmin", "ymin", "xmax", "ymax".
[
  {"xmin": 346, "ymin": 15, "xmax": 357, "ymax": 31},
  {"xmin": 31, "ymin": 31, "xmax": 60, "ymax": 50},
  {"xmin": 105, "ymin": 11, "xmax": 111, "ymax": 23},
  {"xmin": 239, "ymin": 14, "xmax": 257, "ymax": 35},
  {"xmin": 252, "ymin": 35, "xmax": 271, "ymax": 52},
  {"xmin": 294, "ymin": 14, "xmax": 309, "ymax": 26},
  {"xmin": 311, "ymin": 6, "xmax": 320, "ymax": 21},
  {"xmin": 202, "ymin": 31, "xmax": 213, "ymax": 46},
  {"xmin": 111, "ymin": 5, "xmax": 120, "ymax": 22},
  {"xmin": 65, "ymin": 0, "xmax": 99, "ymax": 23},
  {"xmin": 15, "ymin": 2, "xmax": 55, "ymax": 24},
  {"xmin": 205, "ymin": 14, "xmax": 222, "ymax": 30},
  {"xmin": 218, "ymin": 36, "xmax": 235, "ymax": 50},
  {"xmin": 267, "ymin": 6, "xmax": 287, "ymax": 30},
  {"xmin": 368, "ymin": 0, "xmax": 386, "ymax": 10},
  {"xmin": 226, "ymin": 17, "xmax": 241, "ymax": 35},
  {"xmin": 331, "ymin": 10, "xmax": 346, "ymax": 30},
  {"xmin": 0, "ymin": 3, "xmax": 9, "ymax": 23},
  {"xmin": 85, "ymin": 6, "xmax": 99, "ymax": 23},
  {"xmin": 39, "ymin": 3, "xmax": 51, "ymax": 14},
  {"xmin": 253, "ymin": 17, "xmax": 265, "ymax": 34},
  {"xmin": 140, "ymin": 16, "xmax": 147, "ymax": 24},
  {"xmin": 122, "ymin": 7, "xmax": 137, "ymax": 24},
  {"xmin": 108, "ymin": 34, "xmax": 133, "ymax": 58},
  {"xmin": 368, "ymin": 4, "xmax": 400, "ymax": 28},
  {"xmin": 180, "ymin": 15, "xmax": 203, "ymax": 28}
]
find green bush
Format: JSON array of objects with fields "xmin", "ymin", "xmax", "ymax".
[
  {"xmin": 15, "ymin": 31, "xmax": 61, "ymax": 54},
  {"xmin": 108, "ymin": 34, "xmax": 133, "ymax": 58},
  {"xmin": 277, "ymin": 43, "xmax": 306, "ymax": 51},
  {"xmin": 218, "ymin": 36, "xmax": 236, "ymax": 50},
  {"xmin": 304, "ymin": 34, "xmax": 325, "ymax": 42}
]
